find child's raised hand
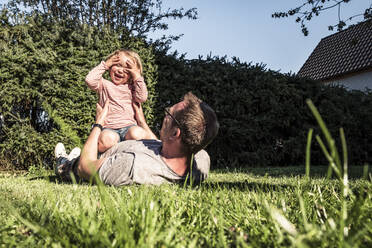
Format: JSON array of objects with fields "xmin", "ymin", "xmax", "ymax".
[
  {"xmin": 124, "ymin": 59, "xmax": 141, "ymax": 82},
  {"xmin": 105, "ymin": 55, "xmax": 120, "ymax": 69}
]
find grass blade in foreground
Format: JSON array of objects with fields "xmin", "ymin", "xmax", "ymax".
[
  {"xmin": 306, "ymin": 99, "xmax": 342, "ymax": 179},
  {"xmin": 266, "ymin": 99, "xmax": 371, "ymax": 248},
  {"xmin": 306, "ymin": 128, "xmax": 313, "ymax": 179},
  {"xmin": 0, "ymin": 167, "xmax": 371, "ymax": 247}
]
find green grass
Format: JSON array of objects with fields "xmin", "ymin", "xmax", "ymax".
[{"xmin": 0, "ymin": 167, "xmax": 371, "ymax": 247}]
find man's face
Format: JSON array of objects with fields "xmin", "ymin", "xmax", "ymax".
[
  {"xmin": 109, "ymin": 53, "xmax": 132, "ymax": 85},
  {"xmin": 160, "ymin": 100, "xmax": 186, "ymax": 141}
]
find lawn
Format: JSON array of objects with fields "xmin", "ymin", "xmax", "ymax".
[{"xmin": 0, "ymin": 166, "xmax": 371, "ymax": 247}]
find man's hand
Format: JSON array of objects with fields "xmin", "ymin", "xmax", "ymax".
[
  {"xmin": 132, "ymin": 102, "xmax": 158, "ymax": 140},
  {"xmin": 132, "ymin": 102, "xmax": 146, "ymax": 127},
  {"xmin": 96, "ymin": 99, "xmax": 109, "ymax": 125}
]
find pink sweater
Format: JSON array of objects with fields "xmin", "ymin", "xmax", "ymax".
[{"xmin": 85, "ymin": 61, "xmax": 148, "ymax": 129}]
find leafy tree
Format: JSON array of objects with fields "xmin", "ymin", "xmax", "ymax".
[
  {"xmin": 272, "ymin": 0, "xmax": 372, "ymax": 36},
  {"xmin": 3, "ymin": 0, "xmax": 197, "ymax": 49}
]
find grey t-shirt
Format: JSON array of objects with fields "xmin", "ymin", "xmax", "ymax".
[{"xmin": 98, "ymin": 140, "xmax": 210, "ymax": 186}]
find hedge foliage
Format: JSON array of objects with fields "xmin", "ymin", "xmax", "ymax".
[
  {"xmin": 154, "ymin": 53, "xmax": 372, "ymax": 167},
  {"xmin": 0, "ymin": 11, "xmax": 158, "ymax": 169},
  {"xmin": 1, "ymin": 10, "xmax": 372, "ymax": 169}
]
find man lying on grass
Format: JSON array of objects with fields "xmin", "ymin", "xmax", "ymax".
[{"xmin": 54, "ymin": 92, "xmax": 219, "ymax": 186}]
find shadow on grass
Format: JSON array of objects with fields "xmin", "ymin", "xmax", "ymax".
[
  {"xmin": 29, "ymin": 175, "xmax": 101, "ymax": 186},
  {"xmin": 202, "ymin": 180, "xmax": 296, "ymax": 192},
  {"xmin": 29, "ymin": 175, "xmax": 91, "ymax": 185},
  {"xmin": 26, "ymin": 165, "xmax": 369, "ymax": 191},
  {"xmin": 214, "ymin": 165, "xmax": 369, "ymax": 179},
  {"xmin": 28, "ymin": 175, "xmax": 73, "ymax": 184},
  {"xmin": 27, "ymin": 175, "xmax": 296, "ymax": 192}
]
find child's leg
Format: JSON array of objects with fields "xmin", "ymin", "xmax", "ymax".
[
  {"xmin": 98, "ymin": 129, "xmax": 120, "ymax": 153},
  {"xmin": 125, "ymin": 126, "xmax": 152, "ymax": 140}
]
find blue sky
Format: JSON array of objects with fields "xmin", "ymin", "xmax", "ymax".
[
  {"xmin": 1, "ymin": 0, "xmax": 369, "ymax": 73},
  {"xmin": 149, "ymin": 0, "xmax": 370, "ymax": 73}
]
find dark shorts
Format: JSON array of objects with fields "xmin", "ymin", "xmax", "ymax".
[{"xmin": 103, "ymin": 125, "xmax": 136, "ymax": 142}]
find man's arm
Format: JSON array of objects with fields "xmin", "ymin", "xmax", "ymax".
[
  {"xmin": 77, "ymin": 100, "xmax": 109, "ymax": 180},
  {"xmin": 132, "ymin": 102, "xmax": 158, "ymax": 140}
]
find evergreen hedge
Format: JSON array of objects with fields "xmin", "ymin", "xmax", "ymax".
[
  {"xmin": 1, "ymin": 10, "xmax": 372, "ymax": 170},
  {"xmin": 0, "ymin": 11, "xmax": 158, "ymax": 169},
  {"xmin": 154, "ymin": 53, "xmax": 372, "ymax": 167}
]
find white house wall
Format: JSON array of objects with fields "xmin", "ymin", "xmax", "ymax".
[{"xmin": 326, "ymin": 70, "xmax": 372, "ymax": 91}]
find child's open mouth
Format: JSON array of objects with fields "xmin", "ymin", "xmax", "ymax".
[{"xmin": 113, "ymin": 73, "xmax": 124, "ymax": 80}]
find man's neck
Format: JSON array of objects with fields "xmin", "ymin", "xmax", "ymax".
[{"xmin": 160, "ymin": 146, "xmax": 190, "ymax": 176}]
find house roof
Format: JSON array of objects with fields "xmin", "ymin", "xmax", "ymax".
[{"xmin": 298, "ymin": 21, "xmax": 372, "ymax": 81}]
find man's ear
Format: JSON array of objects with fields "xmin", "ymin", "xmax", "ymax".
[
  {"xmin": 171, "ymin": 127, "xmax": 181, "ymax": 140},
  {"xmin": 175, "ymin": 127, "xmax": 181, "ymax": 138}
]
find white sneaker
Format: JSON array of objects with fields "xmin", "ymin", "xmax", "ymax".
[
  {"xmin": 55, "ymin": 143, "xmax": 68, "ymax": 159},
  {"xmin": 68, "ymin": 147, "xmax": 81, "ymax": 161}
]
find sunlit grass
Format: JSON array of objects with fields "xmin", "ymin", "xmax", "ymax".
[
  {"xmin": 1, "ymin": 100, "xmax": 372, "ymax": 247},
  {"xmin": 0, "ymin": 166, "xmax": 371, "ymax": 247}
]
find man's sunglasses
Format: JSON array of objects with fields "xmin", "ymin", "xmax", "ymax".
[{"xmin": 164, "ymin": 107, "xmax": 182, "ymax": 131}]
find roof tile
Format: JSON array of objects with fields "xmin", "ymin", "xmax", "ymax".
[{"xmin": 298, "ymin": 21, "xmax": 372, "ymax": 80}]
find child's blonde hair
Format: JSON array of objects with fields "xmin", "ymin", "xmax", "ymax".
[{"xmin": 106, "ymin": 49, "xmax": 143, "ymax": 75}]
